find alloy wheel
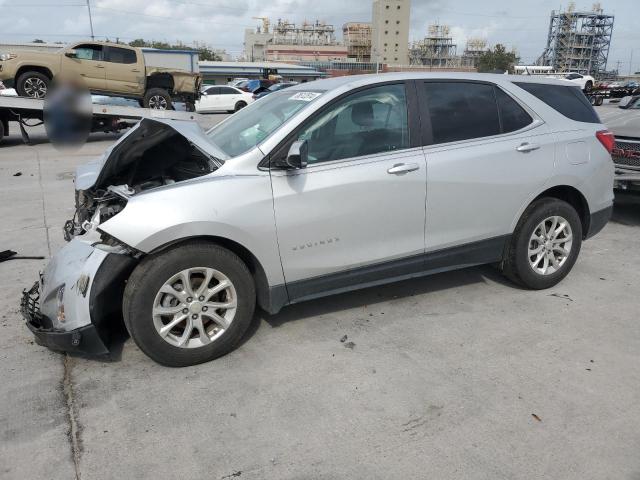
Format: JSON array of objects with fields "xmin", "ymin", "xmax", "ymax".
[
  {"xmin": 23, "ymin": 77, "xmax": 47, "ymax": 98},
  {"xmin": 528, "ymin": 215, "xmax": 573, "ymax": 275},
  {"xmin": 152, "ymin": 267, "xmax": 237, "ymax": 348},
  {"xmin": 148, "ymin": 95, "xmax": 168, "ymax": 109}
]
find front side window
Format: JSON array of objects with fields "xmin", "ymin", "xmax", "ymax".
[
  {"xmin": 218, "ymin": 87, "xmax": 236, "ymax": 95},
  {"xmin": 422, "ymin": 82, "xmax": 500, "ymax": 144},
  {"xmin": 73, "ymin": 44, "xmax": 102, "ymax": 61},
  {"xmin": 295, "ymin": 83, "xmax": 409, "ymax": 164},
  {"xmin": 106, "ymin": 47, "xmax": 136, "ymax": 64},
  {"xmin": 205, "ymin": 87, "xmax": 219, "ymax": 95},
  {"xmin": 206, "ymin": 89, "xmax": 325, "ymax": 158}
]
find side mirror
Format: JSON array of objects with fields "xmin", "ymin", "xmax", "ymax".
[
  {"xmin": 285, "ymin": 140, "xmax": 308, "ymax": 169},
  {"xmin": 64, "ymin": 50, "xmax": 77, "ymax": 58},
  {"xmin": 201, "ymin": 91, "xmax": 208, "ymax": 96}
]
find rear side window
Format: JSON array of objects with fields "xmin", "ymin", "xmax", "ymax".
[
  {"xmin": 495, "ymin": 88, "xmax": 533, "ymax": 133},
  {"xmin": 106, "ymin": 47, "xmax": 137, "ymax": 64},
  {"xmin": 514, "ymin": 82, "xmax": 599, "ymax": 123},
  {"xmin": 421, "ymin": 82, "xmax": 500, "ymax": 144}
]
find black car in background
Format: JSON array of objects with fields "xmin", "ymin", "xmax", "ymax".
[{"xmin": 253, "ymin": 82, "xmax": 298, "ymax": 100}]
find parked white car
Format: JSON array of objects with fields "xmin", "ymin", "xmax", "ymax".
[
  {"xmin": 561, "ymin": 73, "xmax": 595, "ymax": 91},
  {"xmin": 195, "ymin": 85, "xmax": 254, "ymax": 113}
]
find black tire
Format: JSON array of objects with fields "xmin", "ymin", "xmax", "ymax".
[
  {"xmin": 584, "ymin": 80, "xmax": 593, "ymax": 92},
  {"xmin": 595, "ymin": 96, "xmax": 604, "ymax": 106},
  {"xmin": 143, "ymin": 88, "xmax": 173, "ymax": 110},
  {"xmin": 0, "ymin": 120, "xmax": 4, "ymax": 144},
  {"xmin": 16, "ymin": 71, "xmax": 50, "ymax": 98},
  {"xmin": 234, "ymin": 101, "xmax": 247, "ymax": 112},
  {"xmin": 501, "ymin": 198, "xmax": 582, "ymax": 289},
  {"xmin": 123, "ymin": 242, "xmax": 255, "ymax": 367}
]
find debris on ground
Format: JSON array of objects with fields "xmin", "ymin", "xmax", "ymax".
[
  {"xmin": 0, "ymin": 250, "xmax": 46, "ymax": 263},
  {"xmin": 344, "ymin": 341, "xmax": 356, "ymax": 349},
  {"xmin": 548, "ymin": 293, "xmax": 573, "ymax": 302},
  {"xmin": 221, "ymin": 471, "xmax": 242, "ymax": 479},
  {"xmin": 531, "ymin": 413, "xmax": 542, "ymax": 422},
  {"xmin": 13, "ymin": 171, "xmax": 22, "ymax": 177},
  {"xmin": 340, "ymin": 335, "xmax": 348, "ymax": 343}
]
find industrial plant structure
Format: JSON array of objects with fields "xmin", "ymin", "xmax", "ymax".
[
  {"xmin": 409, "ymin": 24, "xmax": 458, "ymax": 67},
  {"xmin": 538, "ymin": 3, "xmax": 614, "ymax": 76},
  {"xmin": 244, "ymin": 18, "xmax": 348, "ymax": 62},
  {"xmin": 343, "ymin": 22, "xmax": 372, "ymax": 62}
]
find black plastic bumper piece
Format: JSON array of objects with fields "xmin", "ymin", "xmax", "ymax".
[
  {"xmin": 585, "ymin": 205, "xmax": 613, "ymax": 239},
  {"xmin": 1, "ymin": 78, "xmax": 15, "ymax": 89},
  {"xmin": 21, "ymin": 280, "xmax": 109, "ymax": 356},
  {"xmin": 26, "ymin": 321, "xmax": 110, "ymax": 356}
]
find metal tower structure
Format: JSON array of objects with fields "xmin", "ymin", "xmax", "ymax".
[
  {"xmin": 538, "ymin": 3, "xmax": 614, "ymax": 76},
  {"xmin": 409, "ymin": 24, "xmax": 458, "ymax": 67}
]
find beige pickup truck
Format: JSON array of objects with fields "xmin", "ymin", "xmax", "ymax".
[{"xmin": 0, "ymin": 41, "xmax": 201, "ymax": 110}]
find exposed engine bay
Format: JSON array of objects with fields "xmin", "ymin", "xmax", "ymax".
[{"xmin": 64, "ymin": 119, "xmax": 222, "ymax": 241}]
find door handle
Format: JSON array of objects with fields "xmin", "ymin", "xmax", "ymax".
[
  {"xmin": 516, "ymin": 142, "xmax": 540, "ymax": 153},
  {"xmin": 387, "ymin": 163, "xmax": 420, "ymax": 174}
]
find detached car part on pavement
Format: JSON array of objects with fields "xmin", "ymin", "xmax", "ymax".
[{"xmin": 21, "ymin": 73, "xmax": 614, "ymax": 367}]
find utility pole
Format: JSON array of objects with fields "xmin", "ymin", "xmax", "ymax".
[
  {"xmin": 87, "ymin": 0, "xmax": 95, "ymax": 40},
  {"xmin": 630, "ymin": 50, "xmax": 634, "ymax": 76}
]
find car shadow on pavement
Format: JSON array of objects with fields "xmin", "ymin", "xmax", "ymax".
[
  {"xmin": 259, "ymin": 264, "xmax": 514, "ymax": 329},
  {"xmin": 612, "ymin": 192, "xmax": 640, "ymax": 226}
]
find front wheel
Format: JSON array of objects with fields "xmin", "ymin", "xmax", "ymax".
[
  {"xmin": 143, "ymin": 88, "xmax": 173, "ymax": 110},
  {"xmin": 16, "ymin": 71, "xmax": 50, "ymax": 98},
  {"xmin": 123, "ymin": 242, "xmax": 255, "ymax": 367},
  {"xmin": 584, "ymin": 80, "xmax": 593, "ymax": 92},
  {"xmin": 501, "ymin": 198, "xmax": 582, "ymax": 289},
  {"xmin": 234, "ymin": 101, "xmax": 247, "ymax": 112}
]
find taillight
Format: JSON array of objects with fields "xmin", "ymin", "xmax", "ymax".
[{"xmin": 596, "ymin": 130, "xmax": 615, "ymax": 154}]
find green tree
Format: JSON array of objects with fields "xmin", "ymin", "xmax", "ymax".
[
  {"xmin": 477, "ymin": 44, "xmax": 519, "ymax": 73},
  {"xmin": 127, "ymin": 39, "xmax": 222, "ymax": 61}
]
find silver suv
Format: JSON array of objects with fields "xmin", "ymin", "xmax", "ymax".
[{"xmin": 21, "ymin": 73, "xmax": 614, "ymax": 366}]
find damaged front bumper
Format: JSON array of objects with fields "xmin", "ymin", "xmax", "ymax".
[{"xmin": 20, "ymin": 234, "xmax": 137, "ymax": 356}]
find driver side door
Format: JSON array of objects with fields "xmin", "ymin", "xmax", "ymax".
[
  {"xmin": 60, "ymin": 43, "xmax": 106, "ymax": 91},
  {"xmin": 269, "ymin": 82, "xmax": 427, "ymax": 301}
]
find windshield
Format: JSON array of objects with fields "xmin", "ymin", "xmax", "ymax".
[{"xmin": 206, "ymin": 90, "xmax": 324, "ymax": 157}]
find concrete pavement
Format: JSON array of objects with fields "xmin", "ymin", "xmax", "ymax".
[{"xmin": 1, "ymin": 118, "xmax": 639, "ymax": 480}]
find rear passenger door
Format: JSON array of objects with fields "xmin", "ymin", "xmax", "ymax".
[
  {"xmin": 218, "ymin": 86, "xmax": 241, "ymax": 110},
  {"xmin": 418, "ymin": 80, "xmax": 556, "ymax": 253},
  {"xmin": 199, "ymin": 87, "xmax": 220, "ymax": 112},
  {"xmin": 103, "ymin": 46, "xmax": 143, "ymax": 94}
]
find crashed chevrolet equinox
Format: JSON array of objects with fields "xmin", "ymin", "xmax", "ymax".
[{"xmin": 21, "ymin": 73, "xmax": 614, "ymax": 367}]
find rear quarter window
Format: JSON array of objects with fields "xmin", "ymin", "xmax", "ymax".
[{"xmin": 514, "ymin": 82, "xmax": 600, "ymax": 123}]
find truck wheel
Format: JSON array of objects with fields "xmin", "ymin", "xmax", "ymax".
[
  {"xmin": 234, "ymin": 101, "xmax": 247, "ymax": 112},
  {"xmin": 16, "ymin": 71, "xmax": 50, "ymax": 98},
  {"xmin": 501, "ymin": 198, "xmax": 582, "ymax": 290},
  {"xmin": 143, "ymin": 88, "xmax": 173, "ymax": 110},
  {"xmin": 123, "ymin": 242, "xmax": 255, "ymax": 367},
  {"xmin": 595, "ymin": 96, "xmax": 603, "ymax": 106}
]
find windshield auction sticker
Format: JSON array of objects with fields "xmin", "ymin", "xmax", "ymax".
[{"xmin": 289, "ymin": 92, "xmax": 321, "ymax": 101}]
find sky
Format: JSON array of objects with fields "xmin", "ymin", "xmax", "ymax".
[{"xmin": 0, "ymin": 0, "xmax": 637, "ymax": 73}]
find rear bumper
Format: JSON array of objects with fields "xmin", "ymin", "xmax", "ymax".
[{"xmin": 585, "ymin": 205, "xmax": 613, "ymax": 239}]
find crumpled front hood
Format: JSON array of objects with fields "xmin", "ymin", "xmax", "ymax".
[{"xmin": 74, "ymin": 118, "xmax": 227, "ymax": 191}]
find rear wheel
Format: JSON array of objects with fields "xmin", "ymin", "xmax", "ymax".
[
  {"xmin": 234, "ymin": 101, "xmax": 247, "ymax": 112},
  {"xmin": 143, "ymin": 88, "xmax": 173, "ymax": 110},
  {"xmin": 16, "ymin": 71, "xmax": 50, "ymax": 98},
  {"xmin": 123, "ymin": 242, "xmax": 255, "ymax": 367},
  {"xmin": 501, "ymin": 198, "xmax": 582, "ymax": 289},
  {"xmin": 584, "ymin": 80, "xmax": 593, "ymax": 92}
]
